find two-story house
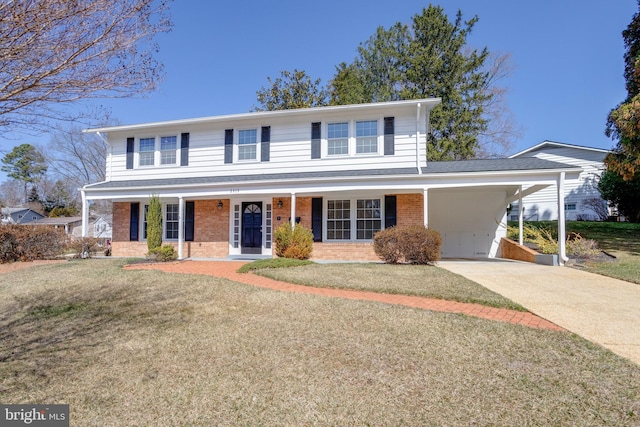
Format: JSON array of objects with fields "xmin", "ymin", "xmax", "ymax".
[
  {"xmin": 508, "ymin": 141, "xmax": 611, "ymax": 221},
  {"xmin": 81, "ymin": 99, "xmax": 582, "ymax": 262}
]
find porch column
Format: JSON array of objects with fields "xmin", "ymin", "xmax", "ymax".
[
  {"xmin": 290, "ymin": 193, "xmax": 296, "ymax": 228},
  {"xmin": 423, "ymin": 188, "xmax": 429, "ymax": 227},
  {"xmin": 81, "ymin": 190, "xmax": 89, "ymax": 237},
  {"xmin": 557, "ymin": 172, "xmax": 568, "ymax": 264},
  {"xmin": 518, "ymin": 185, "xmax": 524, "ymax": 246},
  {"xmin": 178, "ymin": 196, "xmax": 184, "ymax": 260}
]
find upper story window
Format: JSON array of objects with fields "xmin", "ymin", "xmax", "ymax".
[
  {"xmin": 160, "ymin": 136, "xmax": 177, "ymax": 165},
  {"xmin": 356, "ymin": 120, "xmax": 378, "ymax": 154},
  {"xmin": 328, "ymin": 122, "xmax": 349, "ymax": 156},
  {"xmin": 326, "ymin": 120, "xmax": 379, "ymax": 157},
  {"xmin": 139, "ymin": 137, "xmax": 156, "ymax": 166},
  {"xmin": 238, "ymin": 129, "xmax": 257, "ymax": 161}
]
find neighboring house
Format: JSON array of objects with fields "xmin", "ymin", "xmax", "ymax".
[
  {"xmin": 30, "ymin": 216, "xmax": 83, "ymax": 237},
  {"xmin": 0, "ymin": 207, "xmax": 45, "ymax": 225},
  {"xmin": 80, "ymin": 99, "xmax": 582, "ymax": 262},
  {"xmin": 509, "ymin": 141, "xmax": 611, "ymax": 221},
  {"xmin": 92, "ymin": 215, "xmax": 113, "ymax": 241}
]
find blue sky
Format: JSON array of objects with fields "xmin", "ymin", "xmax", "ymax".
[{"xmin": 1, "ymin": 0, "xmax": 637, "ymax": 182}]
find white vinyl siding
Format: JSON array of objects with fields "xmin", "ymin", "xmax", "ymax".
[{"xmin": 102, "ymin": 102, "xmax": 431, "ymax": 183}]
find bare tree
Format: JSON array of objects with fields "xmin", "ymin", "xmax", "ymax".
[
  {"xmin": 0, "ymin": 180, "xmax": 24, "ymax": 206},
  {"xmin": 581, "ymin": 197, "xmax": 610, "ymax": 221},
  {"xmin": 47, "ymin": 124, "xmax": 108, "ymax": 186},
  {"xmin": 475, "ymin": 52, "xmax": 523, "ymax": 158},
  {"xmin": 0, "ymin": 0, "xmax": 171, "ymax": 132}
]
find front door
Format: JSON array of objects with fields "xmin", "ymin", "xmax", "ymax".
[{"xmin": 241, "ymin": 202, "xmax": 263, "ymax": 254}]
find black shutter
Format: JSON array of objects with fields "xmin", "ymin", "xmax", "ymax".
[
  {"xmin": 224, "ymin": 129, "xmax": 233, "ymax": 164},
  {"xmin": 311, "ymin": 197, "xmax": 323, "ymax": 242},
  {"xmin": 385, "ymin": 195, "xmax": 397, "ymax": 228},
  {"xmin": 130, "ymin": 202, "xmax": 140, "ymax": 241},
  {"xmin": 311, "ymin": 122, "xmax": 321, "ymax": 159},
  {"xmin": 180, "ymin": 133, "xmax": 190, "ymax": 166},
  {"xmin": 185, "ymin": 201, "xmax": 195, "ymax": 242},
  {"xmin": 384, "ymin": 117, "xmax": 395, "ymax": 155},
  {"xmin": 126, "ymin": 137, "xmax": 134, "ymax": 169},
  {"xmin": 261, "ymin": 126, "xmax": 270, "ymax": 162}
]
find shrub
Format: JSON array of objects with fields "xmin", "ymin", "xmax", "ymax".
[
  {"xmin": 274, "ymin": 223, "xmax": 313, "ymax": 260},
  {"xmin": 371, "ymin": 227, "xmax": 402, "ymax": 264},
  {"xmin": 373, "ymin": 225, "xmax": 442, "ymax": 265},
  {"xmin": 147, "ymin": 244, "xmax": 178, "ymax": 262},
  {"xmin": 68, "ymin": 237, "xmax": 100, "ymax": 258},
  {"xmin": 0, "ymin": 225, "xmax": 66, "ymax": 262},
  {"xmin": 507, "ymin": 224, "xmax": 600, "ymax": 258},
  {"xmin": 566, "ymin": 234, "xmax": 601, "ymax": 258},
  {"xmin": 147, "ymin": 194, "xmax": 163, "ymax": 251}
]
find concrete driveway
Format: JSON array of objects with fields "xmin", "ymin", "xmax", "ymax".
[{"xmin": 439, "ymin": 259, "xmax": 640, "ymax": 366}]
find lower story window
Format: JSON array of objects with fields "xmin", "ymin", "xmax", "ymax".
[
  {"xmin": 356, "ymin": 199, "xmax": 381, "ymax": 239},
  {"xmin": 165, "ymin": 203, "xmax": 179, "ymax": 239},
  {"xmin": 327, "ymin": 198, "xmax": 382, "ymax": 241},
  {"xmin": 327, "ymin": 199, "xmax": 351, "ymax": 240}
]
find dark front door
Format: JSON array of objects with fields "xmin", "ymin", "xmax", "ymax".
[{"xmin": 241, "ymin": 202, "xmax": 262, "ymax": 254}]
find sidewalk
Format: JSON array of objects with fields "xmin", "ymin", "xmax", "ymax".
[
  {"xmin": 124, "ymin": 260, "xmax": 563, "ymax": 331},
  {"xmin": 439, "ymin": 259, "xmax": 640, "ymax": 365}
]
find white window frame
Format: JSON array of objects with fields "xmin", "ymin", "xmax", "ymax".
[
  {"xmin": 565, "ymin": 203, "xmax": 577, "ymax": 211},
  {"xmin": 160, "ymin": 136, "xmax": 178, "ymax": 165},
  {"xmin": 327, "ymin": 122, "xmax": 349, "ymax": 156},
  {"xmin": 137, "ymin": 135, "xmax": 181, "ymax": 168},
  {"xmin": 355, "ymin": 120, "xmax": 378, "ymax": 154},
  {"xmin": 237, "ymin": 129, "xmax": 258, "ymax": 162},
  {"xmin": 325, "ymin": 197, "xmax": 383, "ymax": 242},
  {"xmin": 325, "ymin": 119, "xmax": 381, "ymax": 158},
  {"xmin": 139, "ymin": 137, "xmax": 156, "ymax": 167},
  {"xmin": 141, "ymin": 202, "xmax": 181, "ymax": 241}
]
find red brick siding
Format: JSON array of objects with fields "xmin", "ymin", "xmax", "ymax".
[{"xmin": 396, "ymin": 193, "xmax": 424, "ymax": 227}]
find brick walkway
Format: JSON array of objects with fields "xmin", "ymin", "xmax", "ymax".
[{"xmin": 124, "ymin": 260, "xmax": 565, "ymax": 331}]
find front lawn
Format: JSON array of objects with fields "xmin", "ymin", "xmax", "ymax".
[
  {"xmin": 253, "ymin": 262, "xmax": 526, "ymax": 311},
  {"xmin": 1, "ymin": 259, "xmax": 639, "ymax": 425}
]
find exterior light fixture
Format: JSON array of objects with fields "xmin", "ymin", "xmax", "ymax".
[
  {"xmin": 277, "ymin": 200, "xmax": 283, "ymax": 209},
  {"xmin": 217, "ymin": 201, "xmax": 223, "ymax": 210}
]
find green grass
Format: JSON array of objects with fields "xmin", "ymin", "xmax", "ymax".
[
  {"xmin": 251, "ymin": 262, "xmax": 527, "ymax": 311},
  {"xmin": 509, "ymin": 221, "xmax": 640, "ymax": 284},
  {"xmin": 236, "ymin": 257, "xmax": 313, "ymax": 273},
  {"xmin": 1, "ymin": 259, "xmax": 639, "ymax": 425}
]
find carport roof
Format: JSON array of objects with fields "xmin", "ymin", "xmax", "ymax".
[{"xmin": 83, "ymin": 158, "xmax": 578, "ymax": 191}]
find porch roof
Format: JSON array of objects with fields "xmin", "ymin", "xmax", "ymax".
[{"xmin": 83, "ymin": 158, "xmax": 579, "ymax": 191}]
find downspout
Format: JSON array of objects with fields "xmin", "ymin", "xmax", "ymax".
[
  {"xmin": 96, "ymin": 131, "xmax": 112, "ymax": 182},
  {"xmin": 416, "ymin": 102, "xmax": 422, "ymax": 174}
]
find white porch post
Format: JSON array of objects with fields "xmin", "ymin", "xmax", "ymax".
[
  {"xmin": 178, "ymin": 196, "xmax": 184, "ymax": 260},
  {"xmin": 81, "ymin": 190, "xmax": 89, "ymax": 237},
  {"xmin": 518, "ymin": 185, "xmax": 524, "ymax": 246},
  {"xmin": 557, "ymin": 172, "xmax": 568, "ymax": 264},
  {"xmin": 423, "ymin": 188, "xmax": 429, "ymax": 227},
  {"xmin": 290, "ymin": 193, "xmax": 296, "ymax": 228}
]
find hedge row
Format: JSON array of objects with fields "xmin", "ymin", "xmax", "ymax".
[{"xmin": 0, "ymin": 225, "xmax": 67, "ymax": 263}]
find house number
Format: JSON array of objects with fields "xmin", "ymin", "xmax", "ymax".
[{"xmin": 229, "ymin": 189, "xmax": 240, "ymax": 193}]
